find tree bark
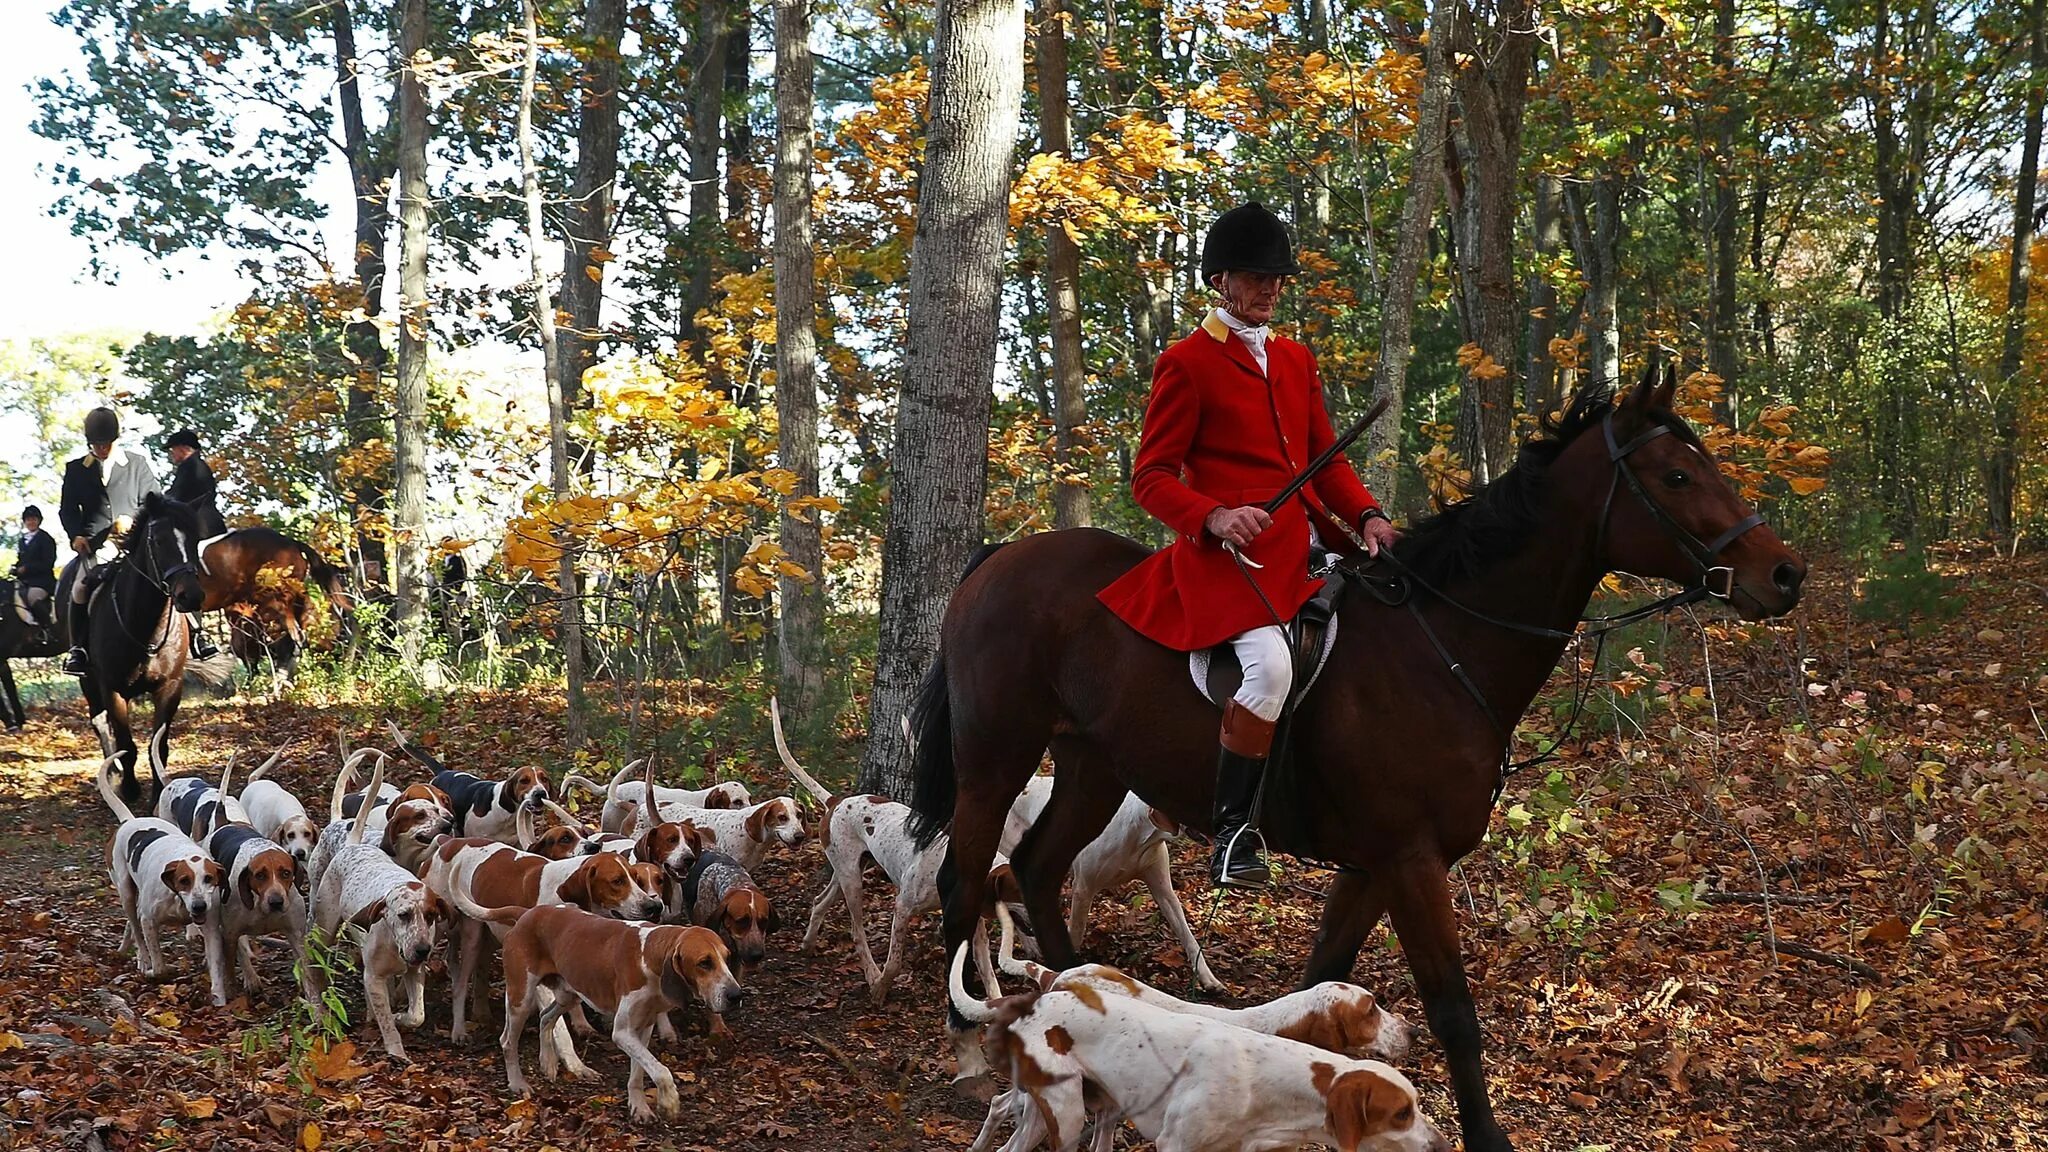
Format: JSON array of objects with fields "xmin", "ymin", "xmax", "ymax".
[
  {"xmin": 774, "ymin": 0, "xmax": 827, "ymax": 713},
  {"xmin": 556, "ymin": 0, "xmax": 627, "ymax": 474},
  {"xmin": 1363, "ymin": 0, "xmax": 1455, "ymax": 510},
  {"xmin": 1036, "ymin": 0, "xmax": 1090, "ymax": 529},
  {"xmin": 683, "ymin": 0, "xmax": 731, "ymax": 349},
  {"xmin": 1991, "ymin": 0, "xmax": 2045, "ymax": 540},
  {"xmin": 517, "ymin": 0, "xmax": 586, "ymax": 747},
  {"xmin": 391, "ymin": 0, "xmax": 431, "ymax": 650},
  {"xmin": 725, "ymin": 6, "xmax": 754, "ymax": 245},
  {"xmin": 859, "ymin": 0, "xmax": 1026, "ymax": 795},
  {"xmin": 1526, "ymin": 172, "xmax": 1564, "ymax": 418},
  {"xmin": 1707, "ymin": 0, "xmax": 1742, "ymax": 425},
  {"xmin": 1448, "ymin": 0, "xmax": 1533, "ymax": 484},
  {"xmin": 1564, "ymin": 176, "xmax": 1622, "ymax": 391},
  {"xmin": 329, "ymin": 0, "xmax": 394, "ymax": 580}
]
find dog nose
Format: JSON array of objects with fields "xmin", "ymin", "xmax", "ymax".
[
  {"xmin": 190, "ymin": 900, "xmax": 209, "ymax": 916},
  {"xmin": 269, "ymin": 896, "xmax": 286, "ymax": 912},
  {"xmin": 1772, "ymin": 559, "xmax": 1805, "ymax": 598},
  {"xmin": 408, "ymin": 945, "xmax": 430, "ymax": 963}
]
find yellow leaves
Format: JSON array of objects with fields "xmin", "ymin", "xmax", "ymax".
[
  {"xmin": 583, "ymin": 265, "xmax": 603, "ymax": 282},
  {"xmin": 1009, "ymin": 117, "xmax": 1205, "ymax": 240},
  {"xmin": 0, "ymin": 1032, "xmax": 20, "ymax": 1053},
  {"xmin": 179, "ymin": 1096, "xmax": 218, "ymax": 1120},
  {"xmin": 1785, "ymin": 475, "xmax": 1828, "ymax": 496},
  {"xmin": 150, "ymin": 1010, "xmax": 182, "ymax": 1029},
  {"xmin": 1456, "ymin": 342, "xmax": 1509, "ymax": 382},
  {"xmin": 299, "ymin": 1122, "xmax": 323, "ymax": 1152}
]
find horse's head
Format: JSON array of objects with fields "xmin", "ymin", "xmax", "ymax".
[
  {"xmin": 127, "ymin": 493, "xmax": 209, "ymax": 614},
  {"xmin": 1591, "ymin": 365, "xmax": 1806, "ymax": 620}
]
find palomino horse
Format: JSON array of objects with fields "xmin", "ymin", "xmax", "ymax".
[
  {"xmin": 77, "ymin": 494, "xmax": 235, "ymax": 807},
  {"xmin": 908, "ymin": 374, "xmax": 1806, "ymax": 1152},
  {"xmin": 194, "ymin": 528, "xmax": 354, "ymax": 676}
]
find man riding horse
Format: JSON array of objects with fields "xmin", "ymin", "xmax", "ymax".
[
  {"xmin": 1097, "ymin": 203, "xmax": 1399, "ymax": 888},
  {"xmin": 165, "ymin": 428, "xmax": 227, "ymax": 539},
  {"xmin": 59, "ymin": 408, "xmax": 220, "ymax": 674}
]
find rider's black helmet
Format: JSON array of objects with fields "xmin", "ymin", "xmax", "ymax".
[
  {"xmin": 83, "ymin": 407, "xmax": 119, "ymax": 445},
  {"xmin": 22, "ymin": 506, "xmax": 41, "ymax": 521},
  {"xmin": 166, "ymin": 428, "xmax": 202, "ymax": 451},
  {"xmin": 1200, "ymin": 203, "xmax": 1300, "ymax": 282}
]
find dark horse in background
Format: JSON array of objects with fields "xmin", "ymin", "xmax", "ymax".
[
  {"xmin": 194, "ymin": 528, "xmax": 354, "ymax": 678},
  {"xmin": 77, "ymin": 494, "xmax": 236, "ymax": 807},
  {"xmin": 909, "ymin": 371, "xmax": 1807, "ymax": 1152},
  {"xmin": 0, "ymin": 581, "xmax": 66, "ymax": 730}
]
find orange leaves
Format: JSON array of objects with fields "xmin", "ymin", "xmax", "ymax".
[
  {"xmin": 1010, "ymin": 115, "xmax": 1205, "ymax": 241},
  {"xmin": 1457, "ymin": 342, "xmax": 1510, "ymax": 383}
]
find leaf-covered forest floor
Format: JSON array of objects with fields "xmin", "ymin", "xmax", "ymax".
[{"xmin": 2, "ymin": 552, "xmax": 2046, "ymax": 1151}]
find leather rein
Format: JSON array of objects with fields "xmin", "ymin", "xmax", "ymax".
[{"xmin": 1377, "ymin": 411, "xmax": 1766, "ymax": 800}]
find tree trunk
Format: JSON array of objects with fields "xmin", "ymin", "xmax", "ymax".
[
  {"xmin": 1036, "ymin": 0, "xmax": 1090, "ymax": 529},
  {"xmin": 1564, "ymin": 176, "xmax": 1622, "ymax": 391},
  {"xmin": 1525, "ymin": 172, "xmax": 1563, "ymax": 418},
  {"xmin": 329, "ymin": 0, "xmax": 393, "ymax": 580},
  {"xmin": 725, "ymin": 6, "xmax": 754, "ymax": 246},
  {"xmin": 683, "ymin": 0, "xmax": 731, "ymax": 349},
  {"xmin": 556, "ymin": 0, "xmax": 627, "ymax": 474},
  {"xmin": 859, "ymin": 0, "xmax": 1026, "ymax": 795},
  {"xmin": 1707, "ymin": 0, "xmax": 1742, "ymax": 424},
  {"xmin": 1449, "ymin": 0, "xmax": 1532, "ymax": 484},
  {"xmin": 391, "ymin": 0, "xmax": 431, "ymax": 651},
  {"xmin": 774, "ymin": 0, "xmax": 827, "ymax": 713},
  {"xmin": 1991, "ymin": 0, "xmax": 2045, "ymax": 540},
  {"xmin": 1363, "ymin": 0, "xmax": 1455, "ymax": 510},
  {"xmin": 517, "ymin": 0, "xmax": 586, "ymax": 747}
]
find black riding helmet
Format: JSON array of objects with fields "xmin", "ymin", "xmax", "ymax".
[
  {"xmin": 166, "ymin": 428, "xmax": 202, "ymax": 451},
  {"xmin": 22, "ymin": 506, "xmax": 41, "ymax": 521},
  {"xmin": 1200, "ymin": 202, "xmax": 1300, "ymax": 281},
  {"xmin": 83, "ymin": 407, "xmax": 119, "ymax": 445}
]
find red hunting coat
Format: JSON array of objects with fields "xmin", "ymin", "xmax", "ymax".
[{"xmin": 1099, "ymin": 313, "xmax": 1382, "ymax": 652}]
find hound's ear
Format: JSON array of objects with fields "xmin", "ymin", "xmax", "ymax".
[
  {"xmin": 238, "ymin": 867, "xmax": 258, "ymax": 909},
  {"xmin": 349, "ymin": 898, "xmax": 387, "ymax": 928},
  {"xmin": 699, "ymin": 898, "xmax": 726, "ymax": 934},
  {"xmin": 557, "ymin": 862, "xmax": 592, "ymax": 910},
  {"xmin": 293, "ymin": 857, "xmax": 308, "ymax": 889},
  {"xmin": 206, "ymin": 861, "xmax": 229, "ymax": 889},
  {"xmin": 680, "ymin": 822, "xmax": 705, "ymax": 855},
  {"xmin": 160, "ymin": 863, "xmax": 184, "ymax": 892},
  {"xmin": 744, "ymin": 805, "xmax": 768, "ymax": 843},
  {"xmin": 764, "ymin": 900, "xmax": 782, "ymax": 935}
]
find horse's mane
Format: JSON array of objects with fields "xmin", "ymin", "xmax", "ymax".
[{"xmin": 1388, "ymin": 384, "xmax": 1699, "ymax": 588}]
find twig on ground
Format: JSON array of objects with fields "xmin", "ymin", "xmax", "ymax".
[
  {"xmin": 1701, "ymin": 890, "xmax": 1832, "ymax": 907},
  {"xmin": 1771, "ymin": 940, "xmax": 1880, "ymax": 980}
]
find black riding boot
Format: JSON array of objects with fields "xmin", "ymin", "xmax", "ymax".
[
  {"xmin": 61, "ymin": 601, "xmax": 90, "ymax": 675},
  {"xmin": 187, "ymin": 615, "xmax": 219, "ymax": 660},
  {"xmin": 1209, "ymin": 701, "xmax": 1276, "ymax": 889}
]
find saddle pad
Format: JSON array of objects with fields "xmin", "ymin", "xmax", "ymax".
[{"xmin": 1189, "ymin": 615, "xmax": 1339, "ymax": 710}]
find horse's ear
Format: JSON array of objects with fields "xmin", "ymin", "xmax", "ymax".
[
  {"xmin": 1625, "ymin": 357, "xmax": 1660, "ymax": 413},
  {"xmin": 1654, "ymin": 362, "xmax": 1679, "ymax": 411},
  {"xmin": 142, "ymin": 491, "xmax": 165, "ymax": 515}
]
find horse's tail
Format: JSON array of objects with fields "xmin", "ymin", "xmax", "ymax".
[
  {"xmin": 184, "ymin": 645, "xmax": 239, "ymax": 688},
  {"xmin": 907, "ymin": 541, "xmax": 1010, "ymax": 850}
]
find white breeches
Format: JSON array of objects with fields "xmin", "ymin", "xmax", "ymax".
[{"xmin": 1229, "ymin": 625, "xmax": 1292, "ymax": 723}]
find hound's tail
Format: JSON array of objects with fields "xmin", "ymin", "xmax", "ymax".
[
  {"xmin": 947, "ymin": 941, "xmax": 999, "ymax": 1025},
  {"xmin": 769, "ymin": 696, "xmax": 835, "ymax": 809},
  {"xmin": 243, "ymin": 743, "xmax": 289, "ymax": 784},
  {"xmin": 442, "ymin": 882, "xmax": 527, "ymax": 927},
  {"xmin": 95, "ymin": 754, "xmax": 134, "ymax": 822}
]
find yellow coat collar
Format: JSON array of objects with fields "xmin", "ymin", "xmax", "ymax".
[{"xmin": 1200, "ymin": 313, "xmax": 1231, "ymax": 342}]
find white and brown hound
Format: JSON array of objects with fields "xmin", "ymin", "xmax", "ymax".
[
  {"xmin": 563, "ymin": 758, "xmax": 752, "ymax": 834},
  {"xmin": 309, "ymin": 757, "xmax": 451, "ymax": 1060},
  {"xmin": 237, "ymin": 745, "xmax": 319, "ymax": 865},
  {"xmin": 469, "ymin": 903, "xmax": 742, "ymax": 1121},
  {"xmin": 306, "ymin": 749, "xmax": 452, "ymax": 895},
  {"xmin": 639, "ymin": 795, "xmax": 805, "ymax": 872},
  {"xmin": 950, "ymin": 944, "xmax": 1448, "ymax": 1152},
  {"xmin": 98, "ymin": 755, "xmax": 231, "ymax": 1005},
  {"xmin": 422, "ymin": 836, "xmax": 666, "ymax": 1044},
  {"xmin": 157, "ymin": 746, "xmax": 250, "ymax": 842}
]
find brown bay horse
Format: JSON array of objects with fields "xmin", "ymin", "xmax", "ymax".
[
  {"xmin": 196, "ymin": 528, "xmax": 354, "ymax": 676},
  {"xmin": 907, "ymin": 374, "xmax": 1807, "ymax": 1152}
]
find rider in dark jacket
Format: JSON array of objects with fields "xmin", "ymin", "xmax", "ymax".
[
  {"xmin": 165, "ymin": 429, "xmax": 227, "ymax": 538},
  {"xmin": 12, "ymin": 506, "xmax": 57, "ymax": 625}
]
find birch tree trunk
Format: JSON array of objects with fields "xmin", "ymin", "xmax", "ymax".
[
  {"xmin": 1990, "ymin": 0, "xmax": 2045, "ymax": 540},
  {"xmin": 1362, "ymin": 0, "xmax": 1455, "ymax": 510},
  {"xmin": 516, "ymin": 0, "xmax": 586, "ymax": 747},
  {"xmin": 859, "ymin": 0, "xmax": 1025, "ymax": 794},
  {"xmin": 1036, "ymin": 0, "xmax": 1090, "ymax": 529},
  {"xmin": 391, "ymin": 0, "xmax": 430, "ymax": 652},
  {"xmin": 774, "ymin": 0, "xmax": 827, "ymax": 713},
  {"xmin": 683, "ymin": 0, "xmax": 730, "ymax": 349}
]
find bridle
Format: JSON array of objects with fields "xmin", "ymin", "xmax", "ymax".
[
  {"xmin": 107, "ymin": 515, "xmax": 201, "ymax": 653},
  {"xmin": 1375, "ymin": 408, "xmax": 1768, "ymax": 798}
]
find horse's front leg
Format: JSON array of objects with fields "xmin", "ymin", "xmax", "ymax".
[
  {"xmin": 1300, "ymin": 867, "xmax": 1390, "ymax": 987},
  {"xmin": 100, "ymin": 690, "xmax": 145, "ymax": 808},
  {"xmin": 1383, "ymin": 853, "xmax": 1512, "ymax": 1152},
  {"xmin": 0, "ymin": 655, "xmax": 24, "ymax": 730}
]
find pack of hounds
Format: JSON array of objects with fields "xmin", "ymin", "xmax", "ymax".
[{"xmin": 93, "ymin": 700, "xmax": 1450, "ymax": 1150}]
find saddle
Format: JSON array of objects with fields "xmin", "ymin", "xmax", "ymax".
[{"xmin": 1188, "ymin": 563, "xmax": 1347, "ymax": 712}]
